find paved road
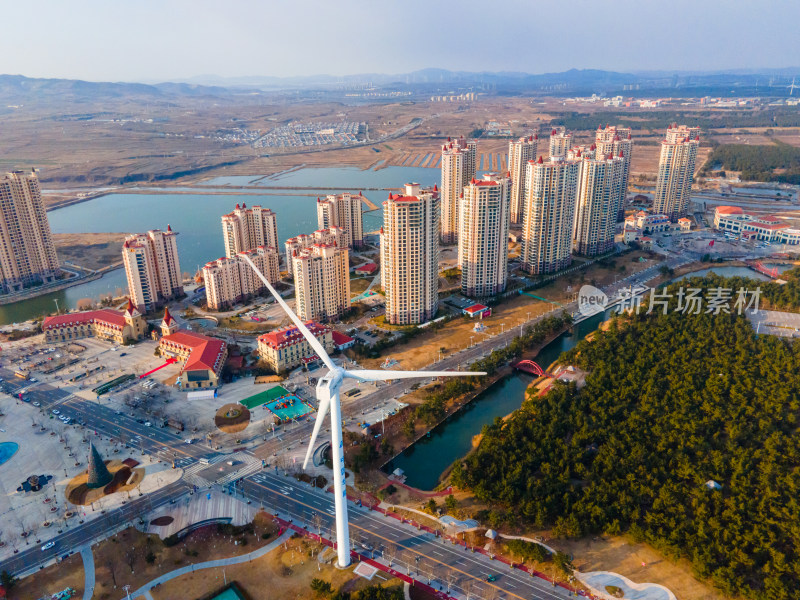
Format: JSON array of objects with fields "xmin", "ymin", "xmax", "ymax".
[
  {"xmin": 0, "ymin": 368, "xmax": 213, "ymax": 467},
  {"xmin": 0, "ymin": 252, "xmax": 693, "ymax": 585},
  {"xmin": 240, "ymin": 471, "xmax": 571, "ymax": 600},
  {"xmin": 0, "ymin": 479, "xmax": 189, "ymax": 577}
]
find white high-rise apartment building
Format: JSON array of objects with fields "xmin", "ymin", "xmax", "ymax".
[
  {"xmin": 573, "ymin": 154, "xmax": 625, "ymax": 256},
  {"xmin": 521, "ymin": 157, "xmax": 580, "ymax": 275},
  {"xmin": 654, "ymin": 125, "xmax": 700, "ymax": 221},
  {"xmin": 459, "ymin": 174, "xmax": 511, "ymax": 297},
  {"xmin": 549, "ymin": 127, "xmax": 573, "ymax": 158},
  {"xmin": 0, "ymin": 170, "xmax": 60, "ymax": 294},
  {"xmin": 285, "ymin": 227, "xmax": 345, "ymax": 267},
  {"xmin": 595, "ymin": 125, "xmax": 634, "ymax": 221},
  {"xmin": 203, "ymin": 246, "xmax": 280, "ymax": 310},
  {"xmin": 381, "ymin": 183, "xmax": 440, "ymax": 325},
  {"xmin": 123, "ymin": 226, "xmax": 183, "ymax": 313},
  {"xmin": 292, "ymin": 244, "xmax": 351, "ymax": 322},
  {"xmin": 221, "ymin": 203, "xmax": 278, "ymax": 258},
  {"xmin": 316, "ymin": 193, "xmax": 364, "ymax": 249},
  {"xmin": 439, "ymin": 137, "xmax": 477, "ymax": 244},
  {"xmin": 508, "ymin": 135, "xmax": 538, "ymax": 224}
]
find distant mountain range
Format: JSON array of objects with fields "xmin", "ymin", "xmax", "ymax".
[
  {"xmin": 2, "ymin": 67, "xmax": 799, "ymax": 104},
  {"xmin": 0, "ymin": 74, "xmax": 250, "ymax": 103}
]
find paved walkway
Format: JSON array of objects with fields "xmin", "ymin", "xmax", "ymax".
[
  {"xmin": 125, "ymin": 530, "xmax": 293, "ymax": 599},
  {"xmin": 577, "ymin": 570, "xmax": 677, "ymax": 600},
  {"xmin": 140, "ymin": 488, "xmax": 257, "ymax": 539},
  {"xmin": 80, "ymin": 545, "xmax": 95, "ymax": 600}
]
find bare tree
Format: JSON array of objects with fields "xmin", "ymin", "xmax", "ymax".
[
  {"xmin": 445, "ymin": 570, "xmax": 457, "ymax": 594},
  {"xmin": 125, "ymin": 546, "xmax": 137, "ymax": 573},
  {"xmin": 383, "ymin": 541, "xmax": 396, "ymax": 566},
  {"xmin": 312, "ymin": 513, "xmax": 324, "ymax": 537},
  {"xmin": 106, "ymin": 558, "xmax": 118, "ymax": 587},
  {"xmin": 462, "ymin": 579, "xmax": 474, "ymax": 600}
]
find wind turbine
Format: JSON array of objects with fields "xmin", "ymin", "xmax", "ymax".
[
  {"xmin": 789, "ymin": 77, "xmax": 797, "ymax": 96},
  {"xmin": 241, "ymin": 254, "xmax": 485, "ymax": 567}
]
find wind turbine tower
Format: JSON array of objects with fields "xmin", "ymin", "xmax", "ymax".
[{"xmin": 241, "ymin": 255, "xmax": 485, "ymax": 567}]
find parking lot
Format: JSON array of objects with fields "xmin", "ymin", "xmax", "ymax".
[{"xmin": 747, "ymin": 309, "xmax": 800, "ymax": 338}]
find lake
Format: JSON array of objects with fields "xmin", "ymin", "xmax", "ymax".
[{"xmin": 0, "ymin": 166, "xmax": 439, "ymax": 325}]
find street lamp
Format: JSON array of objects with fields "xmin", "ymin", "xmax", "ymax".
[{"xmin": 54, "ymin": 299, "xmax": 60, "ymax": 315}]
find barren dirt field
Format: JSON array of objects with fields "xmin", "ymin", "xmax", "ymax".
[
  {"xmin": 151, "ymin": 535, "xmax": 403, "ymax": 600},
  {"xmin": 553, "ymin": 535, "xmax": 729, "ymax": 600},
  {"xmin": 1, "ymin": 95, "xmax": 768, "ymax": 194},
  {"xmin": 360, "ymin": 249, "xmax": 662, "ymax": 371},
  {"xmin": 53, "ymin": 232, "xmax": 127, "ymax": 270}
]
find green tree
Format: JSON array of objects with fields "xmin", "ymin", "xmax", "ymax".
[{"xmin": 311, "ymin": 578, "xmax": 334, "ymax": 596}]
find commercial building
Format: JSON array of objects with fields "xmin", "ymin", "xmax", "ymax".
[
  {"xmin": 221, "ymin": 203, "xmax": 278, "ymax": 258},
  {"xmin": 508, "ymin": 135, "xmax": 539, "ymax": 224},
  {"xmin": 122, "ymin": 226, "xmax": 183, "ymax": 313},
  {"xmin": 521, "ymin": 156, "xmax": 580, "ymax": 275},
  {"xmin": 158, "ymin": 313, "xmax": 228, "ymax": 390},
  {"xmin": 203, "ymin": 246, "xmax": 280, "ymax": 311},
  {"xmin": 291, "ymin": 243, "xmax": 351, "ymax": 322},
  {"xmin": 285, "ymin": 227, "xmax": 345, "ymax": 267},
  {"xmin": 459, "ymin": 174, "xmax": 511, "ymax": 297},
  {"xmin": 381, "ymin": 183, "xmax": 440, "ymax": 325},
  {"xmin": 653, "ymin": 125, "xmax": 700, "ymax": 221},
  {"xmin": 625, "ymin": 211, "xmax": 671, "ymax": 232},
  {"xmin": 257, "ymin": 321, "xmax": 334, "ymax": 372},
  {"xmin": 713, "ymin": 206, "xmax": 800, "ymax": 243},
  {"xmin": 594, "ymin": 125, "xmax": 634, "ymax": 221},
  {"xmin": 548, "ymin": 128, "xmax": 573, "ymax": 158},
  {"xmin": 573, "ymin": 154, "xmax": 625, "ymax": 256},
  {"xmin": 0, "ymin": 170, "xmax": 60, "ymax": 294},
  {"xmin": 42, "ymin": 299, "xmax": 147, "ymax": 344},
  {"xmin": 440, "ymin": 137, "xmax": 477, "ymax": 244},
  {"xmin": 316, "ymin": 193, "xmax": 364, "ymax": 249}
]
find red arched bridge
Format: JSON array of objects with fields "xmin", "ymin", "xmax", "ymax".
[
  {"xmin": 751, "ymin": 261, "xmax": 780, "ymax": 279},
  {"xmin": 513, "ymin": 360, "xmax": 553, "ymax": 377}
]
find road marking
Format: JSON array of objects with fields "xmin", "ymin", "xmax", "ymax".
[{"xmin": 245, "ymin": 478, "xmax": 531, "ymax": 600}]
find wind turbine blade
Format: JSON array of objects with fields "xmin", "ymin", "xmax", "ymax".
[
  {"xmin": 240, "ymin": 253, "xmax": 337, "ymax": 372},
  {"xmin": 302, "ymin": 394, "xmax": 330, "ymax": 470},
  {"xmin": 344, "ymin": 369, "xmax": 486, "ymax": 382}
]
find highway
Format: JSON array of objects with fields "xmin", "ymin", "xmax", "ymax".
[
  {"xmin": 0, "ymin": 252, "xmax": 691, "ymax": 590},
  {"xmin": 0, "ymin": 368, "xmax": 213, "ymax": 467},
  {"xmin": 0, "ymin": 479, "xmax": 189, "ymax": 577},
  {"xmin": 240, "ymin": 470, "xmax": 572, "ymax": 600}
]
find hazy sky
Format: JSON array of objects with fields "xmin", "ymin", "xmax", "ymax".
[{"xmin": 3, "ymin": 0, "xmax": 798, "ymax": 82}]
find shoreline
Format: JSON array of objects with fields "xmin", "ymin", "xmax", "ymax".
[
  {"xmin": 378, "ymin": 326, "xmax": 572, "ymax": 491},
  {"xmin": 0, "ymin": 265, "xmax": 122, "ymax": 308}
]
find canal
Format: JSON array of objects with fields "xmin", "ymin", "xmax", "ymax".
[{"xmin": 388, "ymin": 264, "xmax": 793, "ymax": 490}]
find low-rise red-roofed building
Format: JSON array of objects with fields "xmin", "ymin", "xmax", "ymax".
[
  {"xmin": 42, "ymin": 300, "xmax": 147, "ymax": 344},
  {"xmin": 159, "ymin": 329, "xmax": 228, "ymax": 389},
  {"xmin": 257, "ymin": 321, "xmax": 333, "ymax": 372},
  {"xmin": 354, "ymin": 262, "xmax": 377, "ymax": 276},
  {"xmin": 331, "ymin": 330, "xmax": 355, "ymax": 351}
]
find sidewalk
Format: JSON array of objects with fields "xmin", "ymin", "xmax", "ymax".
[{"xmin": 125, "ymin": 530, "xmax": 293, "ymax": 599}]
